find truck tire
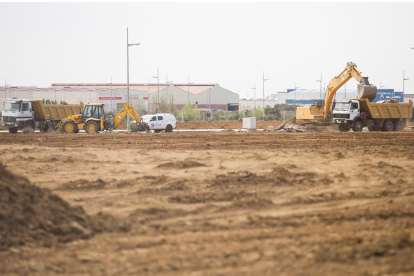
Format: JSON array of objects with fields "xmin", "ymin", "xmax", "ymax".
[
  {"xmin": 383, "ymin": 120, "xmax": 394, "ymax": 132},
  {"xmin": 352, "ymin": 120, "xmax": 363, "ymax": 132},
  {"xmin": 338, "ymin": 125, "xmax": 349, "ymax": 132},
  {"xmin": 85, "ymin": 121, "xmax": 98, "ymax": 134},
  {"xmin": 9, "ymin": 127, "xmax": 18, "ymax": 134},
  {"xmin": 394, "ymin": 121, "xmax": 404, "ymax": 131},
  {"xmin": 62, "ymin": 120, "xmax": 78, "ymax": 134},
  {"xmin": 24, "ymin": 120, "xmax": 34, "ymax": 130},
  {"xmin": 165, "ymin": 125, "xmax": 173, "ymax": 133}
]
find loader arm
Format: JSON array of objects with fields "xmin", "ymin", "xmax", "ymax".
[
  {"xmin": 113, "ymin": 103, "xmax": 144, "ymax": 129},
  {"xmin": 322, "ymin": 62, "xmax": 371, "ymax": 120}
]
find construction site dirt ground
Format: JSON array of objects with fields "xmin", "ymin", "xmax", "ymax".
[{"xmin": 1, "ymin": 131, "xmax": 414, "ymax": 275}]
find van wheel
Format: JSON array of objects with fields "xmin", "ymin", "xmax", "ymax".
[
  {"xmin": 166, "ymin": 125, "xmax": 172, "ymax": 133},
  {"xmin": 394, "ymin": 121, "xmax": 404, "ymax": 131},
  {"xmin": 383, "ymin": 120, "xmax": 394, "ymax": 132},
  {"xmin": 85, "ymin": 121, "xmax": 98, "ymax": 134},
  {"xmin": 352, "ymin": 120, "xmax": 363, "ymax": 132}
]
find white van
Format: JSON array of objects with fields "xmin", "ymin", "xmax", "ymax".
[{"xmin": 142, "ymin": 113, "xmax": 177, "ymax": 133}]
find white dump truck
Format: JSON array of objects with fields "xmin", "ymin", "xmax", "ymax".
[
  {"xmin": 332, "ymin": 98, "xmax": 413, "ymax": 132},
  {"xmin": 1, "ymin": 98, "xmax": 82, "ymax": 133}
]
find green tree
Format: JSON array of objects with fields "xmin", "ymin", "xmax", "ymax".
[
  {"xmin": 178, "ymin": 101, "xmax": 201, "ymax": 121},
  {"xmin": 254, "ymin": 106, "xmax": 263, "ymax": 120}
]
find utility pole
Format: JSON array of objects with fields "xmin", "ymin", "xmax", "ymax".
[
  {"xmin": 187, "ymin": 76, "xmax": 194, "ymax": 105},
  {"xmin": 152, "ymin": 68, "xmax": 159, "ymax": 113},
  {"xmin": 263, "ymin": 71, "xmax": 269, "ymax": 119},
  {"xmin": 316, "ymin": 73, "xmax": 322, "ymax": 100},
  {"xmin": 110, "ymin": 76, "xmax": 112, "ymax": 112},
  {"xmin": 403, "ymin": 71, "xmax": 410, "ymax": 101},
  {"xmin": 126, "ymin": 27, "xmax": 140, "ymax": 131},
  {"xmin": 251, "ymin": 83, "xmax": 256, "ymax": 111}
]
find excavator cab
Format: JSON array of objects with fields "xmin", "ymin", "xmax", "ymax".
[{"xmin": 82, "ymin": 104, "xmax": 105, "ymax": 122}]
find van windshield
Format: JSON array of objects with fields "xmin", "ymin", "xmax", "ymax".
[
  {"xmin": 334, "ymin": 102, "xmax": 350, "ymax": 111},
  {"xmin": 3, "ymin": 102, "xmax": 20, "ymax": 111}
]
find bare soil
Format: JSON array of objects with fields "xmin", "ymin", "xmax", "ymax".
[{"xmin": 1, "ymin": 131, "xmax": 414, "ymax": 275}]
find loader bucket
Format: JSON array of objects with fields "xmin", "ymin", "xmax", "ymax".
[{"xmin": 357, "ymin": 83, "xmax": 377, "ymax": 102}]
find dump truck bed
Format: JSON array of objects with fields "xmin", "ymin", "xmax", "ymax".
[
  {"xmin": 31, "ymin": 101, "xmax": 83, "ymax": 120},
  {"xmin": 356, "ymin": 98, "xmax": 412, "ymax": 119}
]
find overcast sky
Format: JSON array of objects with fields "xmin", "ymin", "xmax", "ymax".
[{"xmin": 1, "ymin": 2, "xmax": 414, "ymax": 98}]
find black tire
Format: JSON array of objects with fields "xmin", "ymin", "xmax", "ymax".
[
  {"xmin": 9, "ymin": 127, "xmax": 18, "ymax": 134},
  {"xmin": 24, "ymin": 120, "xmax": 34, "ymax": 130},
  {"xmin": 394, "ymin": 120, "xmax": 404, "ymax": 131},
  {"xmin": 383, "ymin": 120, "xmax": 394, "ymax": 132},
  {"xmin": 85, "ymin": 121, "xmax": 99, "ymax": 134},
  {"xmin": 165, "ymin": 125, "xmax": 172, "ymax": 133},
  {"xmin": 352, "ymin": 120, "xmax": 363, "ymax": 132},
  {"xmin": 154, "ymin": 129, "xmax": 161, "ymax": 133},
  {"xmin": 62, "ymin": 120, "xmax": 78, "ymax": 134},
  {"xmin": 338, "ymin": 125, "xmax": 349, "ymax": 132}
]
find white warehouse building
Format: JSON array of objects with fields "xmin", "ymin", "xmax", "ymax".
[{"xmin": 0, "ymin": 83, "xmax": 239, "ymax": 112}]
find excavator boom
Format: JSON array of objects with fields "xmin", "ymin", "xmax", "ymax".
[
  {"xmin": 296, "ymin": 62, "xmax": 377, "ymax": 121},
  {"xmin": 113, "ymin": 103, "xmax": 148, "ymax": 130}
]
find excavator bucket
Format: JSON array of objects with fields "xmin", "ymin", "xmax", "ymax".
[{"xmin": 357, "ymin": 83, "xmax": 377, "ymax": 102}]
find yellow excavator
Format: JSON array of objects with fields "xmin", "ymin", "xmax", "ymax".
[
  {"xmin": 55, "ymin": 103, "xmax": 148, "ymax": 133},
  {"xmin": 296, "ymin": 62, "xmax": 377, "ymax": 123}
]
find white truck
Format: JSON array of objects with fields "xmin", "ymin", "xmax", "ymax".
[
  {"xmin": 2, "ymin": 98, "xmax": 82, "ymax": 133},
  {"xmin": 332, "ymin": 98, "xmax": 413, "ymax": 132}
]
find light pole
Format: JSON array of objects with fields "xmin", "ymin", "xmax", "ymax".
[
  {"xmin": 127, "ymin": 27, "xmax": 140, "ymax": 131},
  {"xmin": 316, "ymin": 73, "xmax": 322, "ymax": 99},
  {"xmin": 111, "ymin": 77, "xmax": 113, "ymax": 113},
  {"xmin": 263, "ymin": 72, "xmax": 269, "ymax": 119},
  {"xmin": 251, "ymin": 83, "xmax": 256, "ymax": 112},
  {"xmin": 152, "ymin": 68, "xmax": 159, "ymax": 113},
  {"xmin": 208, "ymin": 83, "xmax": 211, "ymax": 111},
  {"xmin": 294, "ymin": 82, "xmax": 299, "ymax": 106},
  {"xmin": 403, "ymin": 71, "xmax": 410, "ymax": 101},
  {"xmin": 187, "ymin": 76, "xmax": 194, "ymax": 104}
]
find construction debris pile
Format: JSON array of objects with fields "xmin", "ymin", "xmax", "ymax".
[{"xmin": 268, "ymin": 122, "xmax": 308, "ymax": 132}]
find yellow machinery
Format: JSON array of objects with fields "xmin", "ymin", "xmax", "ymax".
[
  {"xmin": 55, "ymin": 103, "xmax": 148, "ymax": 133},
  {"xmin": 296, "ymin": 62, "xmax": 377, "ymax": 122}
]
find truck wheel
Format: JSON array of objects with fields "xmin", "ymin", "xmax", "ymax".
[
  {"xmin": 352, "ymin": 120, "xmax": 363, "ymax": 132},
  {"xmin": 394, "ymin": 121, "xmax": 404, "ymax": 131},
  {"xmin": 85, "ymin": 121, "xmax": 98, "ymax": 134},
  {"xmin": 24, "ymin": 120, "xmax": 34, "ymax": 130},
  {"xmin": 338, "ymin": 125, "xmax": 349, "ymax": 132},
  {"xmin": 62, "ymin": 121, "xmax": 78, "ymax": 134},
  {"xmin": 9, "ymin": 127, "xmax": 18, "ymax": 134},
  {"xmin": 383, "ymin": 120, "xmax": 394, "ymax": 132},
  {"xmin": 165, "ymin": 125, "xmax": 173, "ymax": 133}
]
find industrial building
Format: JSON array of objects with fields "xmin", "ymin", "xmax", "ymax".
[{"xmin": 0, "ymin": 83, "xmax": 239, "ymax": 112}]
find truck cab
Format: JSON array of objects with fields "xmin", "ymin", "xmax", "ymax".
[
  {"xmin": 2, "ymin": 98, "xmax": 33, "ymax": 133},
  {"xmin": 332, "ymin": 100, "xmax": 366, "ymax": 132}
]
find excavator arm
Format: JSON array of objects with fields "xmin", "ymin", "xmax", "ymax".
[
  {"xmin": 322, "ymin": 62, "xmax": 376, "ymax": 120},
  {"xmin": 113, "ymin": 103, "xmax": 147, "ymax": 130}
]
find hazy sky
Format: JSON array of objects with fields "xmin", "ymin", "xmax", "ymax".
[{"xmin": 1, "ymin": 2, "xmax": 414, "ymax": 98}]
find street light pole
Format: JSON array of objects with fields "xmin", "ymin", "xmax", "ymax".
[
  {"xmin": 251, "ymin": 83, "xmax": 256, "ymax": 112},
  {"xmin": 316, "ymin": 73, "xmax": 322, "ymax": 100},
  {"xmin": 152, "ymin": 69, "xmax": 159, "ymax": 113},
  {"xmin": 126, "ymin": 27, "xmax": 140, "ymax": 131},
  {"xmin": 187, "ymin": 76, "xmax": 194, "ymax": 105},
  {"xmin": 263, "ymin": 71, "xmax": 269, "ymax": 119},
  {"xmin": 111, "ymin": 76, "xmax": 113, "ymax": 113},
  {"xmin": 403, "ymin": 71, "xmax": 410, "ymax": 101}
]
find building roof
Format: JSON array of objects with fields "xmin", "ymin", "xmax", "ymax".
[{"xmin": 51, "ymin": 83, "xmax": 217, "ymax": 95}]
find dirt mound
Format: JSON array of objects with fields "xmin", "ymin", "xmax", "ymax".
[
  {"xmin": 0, "ymin": 164, "xmax": 126, "ymax": 250},
  {"xmin": 156, "ymin": 161, "xmax": 206, "ymax": 169}
]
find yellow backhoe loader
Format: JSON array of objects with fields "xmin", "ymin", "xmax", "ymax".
[
  {"xmin": 296, "ymin": 62, "xmax": 377, "ymax": 124},
  {"xmin": 55, "ymin": 103, "xmax": 148, "ymax": 133}
]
